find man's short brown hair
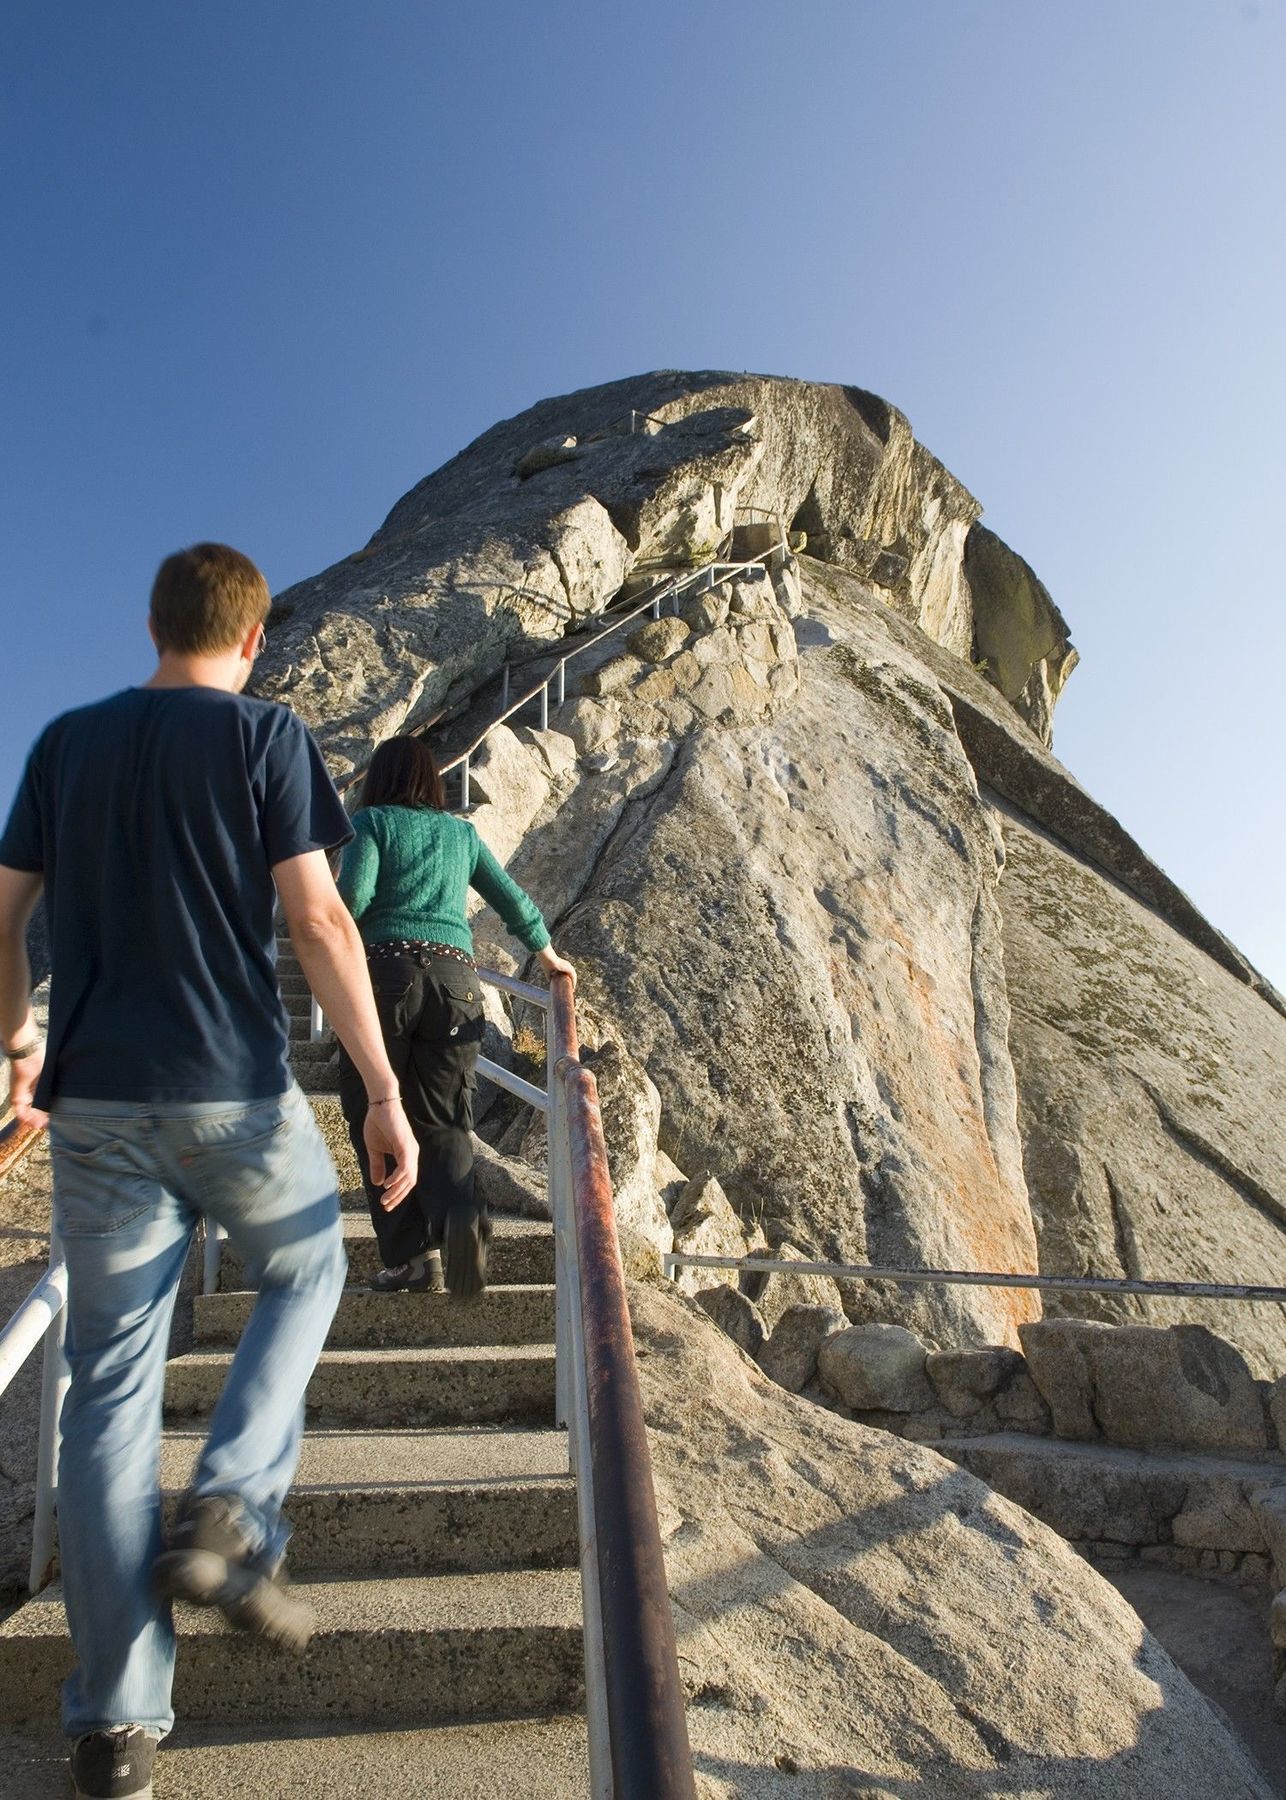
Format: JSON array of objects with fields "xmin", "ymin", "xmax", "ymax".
[{"xmin": 149, "ymin": 543, "xmax": 271, "ymax": 656}]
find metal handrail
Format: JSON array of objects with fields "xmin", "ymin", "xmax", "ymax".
[
  {"xmin": 545, "ymin": 973, "xmax": 695, "ymax": 1798},
  {"xmin": 0, "ymin": 1112, "xmax": 42, "ymax": 1184},
  {"xmin": 435, "ymin": 549, "xmax": 776, "ymax": 811},
  {"xmin": 663, "ymin": 1250, "xmax": 1286, "ymax": 1306},
  {"xmin": 188, "ymin": 964, "xmax": 696, "ymax": 1795}
]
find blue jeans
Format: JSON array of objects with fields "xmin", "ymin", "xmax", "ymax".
[{"xmin": 49, "ymin": 1083, "xmax": 346, "ymax": 1738}]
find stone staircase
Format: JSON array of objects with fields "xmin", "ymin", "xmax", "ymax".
[{"xmin": 0, "ymin": 1042, "xmax": 591, "ymax": 1790}]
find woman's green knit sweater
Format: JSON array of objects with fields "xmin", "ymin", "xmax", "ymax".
[{"xmin": 336, "ymin": 805, "xmax": 550, "ymax": 956}]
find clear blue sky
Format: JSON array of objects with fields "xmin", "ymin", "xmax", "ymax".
[{"xmin": 4, "ymin": 1, "xmax": 1283, "ymax": 988}]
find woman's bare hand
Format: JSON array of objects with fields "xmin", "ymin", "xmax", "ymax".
[
  {"xmin": 537, "ymin": 945, "xmax": 577, "ymax": 990},
  {"xmin": 363, "ymin": 1095, "xmax": 420, "ymax": 1210}
]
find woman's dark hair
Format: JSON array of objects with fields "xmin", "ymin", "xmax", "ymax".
[{"xmin": 357, "ymin": 736, "xmax": 446, "ymax": 812}]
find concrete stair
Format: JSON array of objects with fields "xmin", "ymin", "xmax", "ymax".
[
  {"xmin": 195, "ymin": 1284, "xmax": 556, "ymax": 1348},
  {"xmin": 165, "ymin": 1344, "xmax": 557, "ymax": 1429},
  {"xmin": 5, "ymin": 1571, "xmax": 583, "ymax": 1730},
  {"xmin": 0, "ymin": 1086, "xmax": 590, "ymax": 1788},
  {"xmin": 220, "ymin": 1214, "xmax": 556, "ymax": 1289},
  {"xmin": 0, "ymin": 1716, "xmax": 590, "ymax": 1799}
]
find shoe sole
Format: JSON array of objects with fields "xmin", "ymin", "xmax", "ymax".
[
  {"xmin": 154, "ymin": 1550, "xmax": 314, "ymax": 1656},
  {"xmin": 75, "ymin": 1788, "xmax": 152, "ymax": 1799}
]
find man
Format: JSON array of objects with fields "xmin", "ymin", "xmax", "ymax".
[{"xmin": 0, "ymin": 543, "xmax": 419, "ymax": 1800}]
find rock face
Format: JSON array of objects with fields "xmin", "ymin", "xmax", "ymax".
[
  {"xmin": 550, "ymin": 570, "xmax": 1042, "ymax": 1348},
  {"xmin": 633, "ymin": 1282, "xmax": 1273, "ymax": 1797},
  {"xmin": 999, "ymin": 802, "xmax": 1286, "ymax": 1376},
  {"xmin": 258, "ymin": 367, "xmax": 1286, "ymax": 1374},
  {"xmin": 250, "ymin": 371, "xmax": 1076, "ymax": 776}
]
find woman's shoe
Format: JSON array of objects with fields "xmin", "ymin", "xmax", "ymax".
[{"xmin": 369, "ymin": 1260, "xmax": 431, "ymax": 1293}]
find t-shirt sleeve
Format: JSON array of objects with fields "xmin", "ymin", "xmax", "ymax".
[
  {"xmin": 0, "ymin": 743, "xmax": 46, "ymax": 872},
  {"xmin": 469, "ymin": 827, "xmax": 551, "ymax": 953},
  {"xmin": 259, "ymin": 713, "xmax": 355, "ymax": 868},
  {"xmin": 336, "ymin": 814, "xmax": 380, "ymax": 920}
]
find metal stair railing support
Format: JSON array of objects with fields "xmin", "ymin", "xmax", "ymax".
[{"xmin": 0, "ymin": 1118, "xmax": 69, "ymax": 1595}]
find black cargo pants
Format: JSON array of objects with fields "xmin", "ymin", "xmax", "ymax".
[{"xmin": 337, "ymin": 946, "xmax": 487, "ymax": 1268}]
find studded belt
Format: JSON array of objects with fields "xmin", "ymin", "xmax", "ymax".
[{"xmin": 366, "ymin": 938, "xmax": 476, "ymax": 970}]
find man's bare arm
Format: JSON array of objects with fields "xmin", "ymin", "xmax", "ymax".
[
  {"xmin": 0, "ymin": 865, "xmax": 45, "ymax": 1124},
  {"xmin": 273, "ymin": 850, "xmax": 418, "ymax": 1209}
]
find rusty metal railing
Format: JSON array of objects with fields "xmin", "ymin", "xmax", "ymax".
[
  {"xmin": 545, "ymin": 973, "xmax": 695, "ymax": 1798},
  {"xmin": 456, "ymin": 972, "xmax": 696, "ymax": 1795},
  {"xmin": 0, "ymin": 1111, "xmax": 42, "ymax": 1185},
  {"xmin": 198, "ymin": 968, "xmax": 697, "ymax": 1795}
]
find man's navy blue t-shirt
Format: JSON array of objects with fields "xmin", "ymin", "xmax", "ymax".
[{"xmin": 0, "ymin": 686, "xmax": 354, "ymax": 1111}]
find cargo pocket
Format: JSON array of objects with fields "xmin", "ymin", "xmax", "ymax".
[{"xmin": 424, "ymin": 965, "xmax": 486, "ymax": 1048}]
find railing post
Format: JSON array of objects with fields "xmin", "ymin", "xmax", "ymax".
[
  {"xmin": 29, "ymin": 1234, "xmax": 68, "ymax": 1595},
  {"xmin": 556, "ymin": 659, "xmax": 566, "ymax": 706},
  {"xmin": 202, "ymin": 1220, "xmax": 227, "ymax": 1296},
  {"xmin": 309, "ymin": 995, "xmax": 324, "ymax": 1042},
  {"xmin": 539, "ymin": 682, "xmax": 549, "ymax": 732},
  {"xmin": 461, "ymin": 753, "xmax": 470, "ymax": 810},
  {"xmin": 651, "ymin": 593, "xmax": 661, "ymax": 620},
  {"xmin": 501, "ymin": 661, "xmax": 510, "ymax": 709}
]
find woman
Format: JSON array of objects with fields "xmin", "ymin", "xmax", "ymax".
[{"xmin": 335, "ymin": 734, "xmax": 574, "ymax": 1297}]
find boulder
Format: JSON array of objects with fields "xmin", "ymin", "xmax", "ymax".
[
  {"xmin": 994, "ymin": 1362, "xmax": 1053, "ymax": 1433},
  {"xmin": 560, "ymin": 696, "xmax": 620, "ymax": 755},
  {"xmin": 963, "ymin": 523, "xmax": 1077, "ymax": 745},
  {"xmin": 668, "ymin": 1171, "xmax": 766, "ymax": 1298},
  {"xmin": 627, "ymin": 615, "xmax": 690, "ymax": 663},
  {"xmin": 514, "ymin": 435, "xmax": 582, "ymax": 478},
  {"xmin": 695, "ymin": 1285, "xmax": 767, "ymax": 1358},
  {"xmin": 472, "ymin": 1139, "xmax": 547, "ymax": 1219},
  {"xmin": 462, "ymin": 724, "xmax": 549, "ymax": 865},
  {"xmin": 517, "ymin": 725, "xmax": 578, "ymax": 782},
  {"xmin": 582, "ymin": 654, "xmax": 644, "ymax": 698},
  {"xmin": 752, "ymin": 1244, "xmax": 846, "ymax": 1333},
  {"xmin": 817, "ymin": 1323, "xmax": 934, "ymax": 1413},
  {"xmin": 925, "ymin": 1346, "xmax": 1025, "ymax": 1419},
  {"xmin": 580, "ymin": 1040, "xmax": 671, "ymax": 1277},
  {"xmin": 758, "ymin": 1303, "xmax": 847, "ymax": 1393},
  {"xmin": 680, "ymin": 587, "xmax": 731, "ymax": 631},
  {"xmin": 632, "ymin": 1282, "xmax": 1272, "ymax": 1796},
  {"xmin": 1019, "ymin": 1320, "xmax": 1272, "ymax": 1454}
]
